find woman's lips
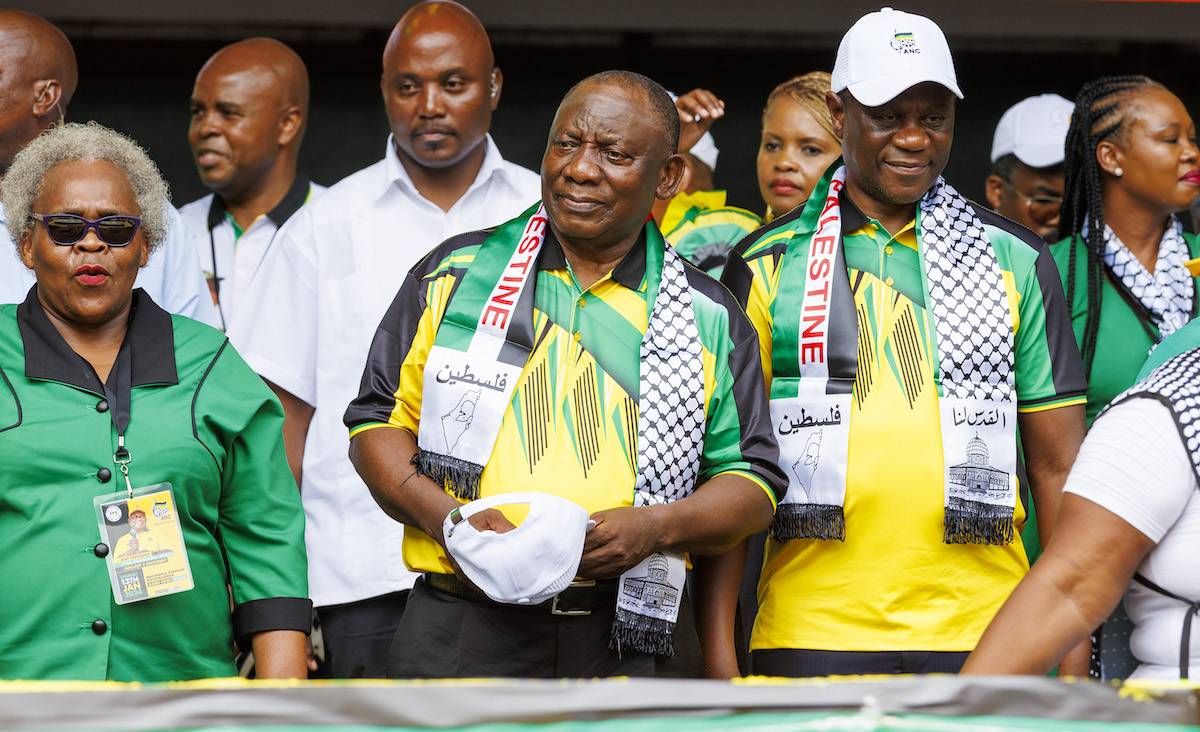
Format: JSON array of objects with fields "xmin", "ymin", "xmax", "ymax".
[
  {"xmin": 770, "ymin": 178, "xmax": 802, "ymax": 196},
  {"xmin": 74, "ymin": 265, "xmax": 110, "ymax": 287},
  {"xmin": 1179, "ymin": 170, "xmax": 1200, "ymax": 186}
]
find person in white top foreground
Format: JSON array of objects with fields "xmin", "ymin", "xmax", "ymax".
[
  {"xmin": 984, "ymin": 94, "xmax": 1073, "ymax": 243},
  {"xmin": 227, "ymin": 0, "xmax": 539, "ymax": 678},
  {"xmin": 965, "ymin": 317, "xmax": 1200, "ymax": 680},
  {"xmin": 178, "ymin": 37, "xmax": 324, "ymax": 330},
  {"xmin": 0, "ymin": 10, "xmax": 217, "ymax": 326}
]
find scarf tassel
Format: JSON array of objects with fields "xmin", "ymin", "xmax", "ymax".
[
  {"xmin": 610, "ymin": 608, "xmax": 675, "ymax": 657},
  {"xmin": 413, "ymin": 450, "xmax": 483, "ymax": 501},
  {"xmin": 944, "ymin": 507, "xmax": 1014, "ymax": 545},
  {"xmin": 770, "ymin": 504, "xmax": 846, "ymax": 542}
]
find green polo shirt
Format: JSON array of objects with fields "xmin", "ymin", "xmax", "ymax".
[
  {"xmin": 1051, "ymin": 233, "xmax": 1200, "ymax": 424},
  {"xmin": 0, "ymin": 289, "xmax": 309, "ymax": 681}
]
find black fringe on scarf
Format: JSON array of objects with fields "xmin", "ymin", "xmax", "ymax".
[
  {"xmin": 610, "ymin": 608, "xmax": 675, "ymax": 657},
  {"xmin": 413, "ymin": 450, "xmax": 483, "ymax": 501},
  {"xmin": 770, "ymin": 504, "xmax": 846, "ymax": 542},
  {"xmin": 944, "ymin": 504, "xmax": 1014, "ymax": 545}
]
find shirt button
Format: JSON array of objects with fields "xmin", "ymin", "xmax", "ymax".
[
  {"xmin": 94, "ymin": 543, "xmax": 109, "ymax": 558},
  {"xmin": 885, "ymin": 245, "xmax": 894, "ymax": 256},
  {"xmin": 573, "ymin": 332, "xmax": 582, "ymax": 342},
  {"xmin": 885, "ymin": 276, "xmax": 895, "ymax": 287},
  {"xmin": 91, "ymin": 619, "xmax": 107, "ymax": 635},
  {"xmin": 97, "ymin": 468, "xmax": 112, "ymax": 483},
  {"xmin": 95, "ymin": 399, "xmax": 109, "ymax": 413},
  {"xmin": 577, "ymin": 298, "xmax": 586, "ymax": 308}
]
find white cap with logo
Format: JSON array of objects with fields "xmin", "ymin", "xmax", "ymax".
[
  {"xmin": 443, "ymin": 492, "xmax": 590, "ymax": 605},
  {"xmin": 831, "ymin": 7, "xmax": 963, "ymax": 107},
  {"xmin": 991, "ymin": 94, "xmax": 1074, "ymax": 168}
]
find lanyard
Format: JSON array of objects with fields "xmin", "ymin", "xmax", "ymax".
[{"xmin": 102, "ymin": 343, "xmax": 135, "ymax": 498}]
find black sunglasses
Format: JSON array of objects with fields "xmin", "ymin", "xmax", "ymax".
[{"xmin": 30, "ymin": 213, "xmax": 142, "ymax": 247}]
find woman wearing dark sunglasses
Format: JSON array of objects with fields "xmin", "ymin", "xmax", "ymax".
[{"xmin": 0, "ymin": 122, "xmax": 310, "ymax": 682}]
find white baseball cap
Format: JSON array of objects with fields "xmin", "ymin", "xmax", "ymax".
[
  {"xmin": 443, "ymin": 492, "xmax": 589, "ymax": 605},
  {"xmin": 831, "ymin": 7, "xmax": 963, "ymax": 107},
  {"xmin": 991, "ymin": 93, "xmax": 1074, "ymax": 168}
]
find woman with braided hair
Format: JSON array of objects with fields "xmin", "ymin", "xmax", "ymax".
[{"xmin": 1053, "ymin": 75, "xmax": 1200, "ymax": 425}]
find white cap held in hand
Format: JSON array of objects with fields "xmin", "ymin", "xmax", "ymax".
[
  {"xmin": 991, "ymin": 94, "xmax": 1074, "ymax": 168},
  {"xmin": 831, "ymin": 7, "xmax": 963, "ymax": 107}
]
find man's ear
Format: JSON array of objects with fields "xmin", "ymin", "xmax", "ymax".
[
  {"xmin": 33, "ymin": 80, "xmax": 64, "ymax": 121},
  {"xmin": 279, "ymin": 106, "xmax": 303, "ymax": 147},
  {"xmin": 488, "ymin": 68, "xmax": 503, "ymax": 111},
  {"xmin": 984, "ymin": 174, "xmax": 1007, "ymax": 210},
  {"xmin": 655, "ymin": 154, "xmax": 686, "ymax": 201},
  {"xmin": 826, "ymin": 90, "xmax": 846, "ymax": 141}
]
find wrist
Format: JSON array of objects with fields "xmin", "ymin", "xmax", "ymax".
[{"xmin": 643, "ymin": 502, "xmax": 678, "ymax": 553}]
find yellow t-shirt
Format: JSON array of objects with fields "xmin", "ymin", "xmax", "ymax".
[{"xmin": 724, "ymin": 193, "xmax": 1086, "ymax": 652}]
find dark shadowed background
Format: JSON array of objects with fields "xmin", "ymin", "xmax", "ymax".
[{"xmin": 18, "ymin": 0, "xmax": 1200, "ymax": 216}]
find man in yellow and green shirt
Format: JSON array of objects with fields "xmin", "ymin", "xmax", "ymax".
[{"xmin": 720, "ymin": 7, "xmax": 1086, "ymax": 677}]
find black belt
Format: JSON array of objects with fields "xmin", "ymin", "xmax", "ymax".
[
  {"xmin": 423, "ymin": 573, "xmax": 617, "ymax": 616},
  {"xmin": 1134, "ymin": 573, "xmax": 1199, "ymax": 680}
]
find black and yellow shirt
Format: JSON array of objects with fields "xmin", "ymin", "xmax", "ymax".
[
  {"xmin": 345, "ymin": 225, "xmax": 786, "ymax": 575},
  {"xmin": 0, "ymin": 289, "xmax": 309, "ymax": 681},
  {"xmin": 723, "ymin": 192, "xmax": 1086, "ymax": 653}
]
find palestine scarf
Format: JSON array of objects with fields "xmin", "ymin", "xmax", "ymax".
[
  {"xmin": 767, "ymin": 166, "xmax": 1018, "ymax": 545},
  {"xmin": 415, "ymin": 203, "xmax": 705, "ymax": 656},
  {"xmin": 1102, "ymin": 345, "xmax": 1200, "ymax": 679},
  {"xmin": 1098, "ymin": 217, "xmax": 1194, "ymax": 340}
]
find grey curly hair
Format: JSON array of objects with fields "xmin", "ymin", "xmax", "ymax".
[{"xmin": 1, "ymin": 122, "xmax": 169, "ymax": 253}]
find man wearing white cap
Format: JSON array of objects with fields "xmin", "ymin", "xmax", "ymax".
[
  {"xmin": 985, "ymin": 94, "xmax": 1074, "ymax": 242},
  {"xmin": 721, "ymin": 8, "xmax": 1087, "ymax": 676}
]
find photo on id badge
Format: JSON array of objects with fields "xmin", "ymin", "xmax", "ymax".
[{"xmin": 95, "ymin": 484, "xmax": 193, "ymax": 604}]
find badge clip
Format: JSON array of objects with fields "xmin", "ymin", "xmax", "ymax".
[{"xmin": 114, "ymin": 435, "xmax": 133, "ymax": 499}]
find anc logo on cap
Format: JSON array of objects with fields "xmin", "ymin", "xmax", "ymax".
[{"xmin": 890, "ymin": 30, "xmax": 919, "ymax": 54}]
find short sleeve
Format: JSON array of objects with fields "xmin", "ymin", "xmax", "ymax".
[
  {"xmin": 344, "ymin": 269, "xmax": 438, "ymax": 438},
  {"xmin": 226, "ymin": 209, "xmax": 319, "ymax": 405},
  {"xmin": 199, "ymin": 343, "xmax": 311, "ymax": 644},
  {"xmin": 1064, "ymin": 397, "xmax": 1196, "ymax": 542},
  {"xmin": 1012, "ymin": 241, "xmax": 1087, "ymax": 411}
]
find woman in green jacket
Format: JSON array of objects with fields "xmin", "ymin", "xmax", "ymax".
[
  {"xmin": 1054, "ymin": 75, "xmax": 1200, "ymax": 424},
  {"xmin": 0, "ymin": 123, "xmax": 310, "ymax": 681}
]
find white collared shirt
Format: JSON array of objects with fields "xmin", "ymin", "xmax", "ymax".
[
  {"xmin": 0, "ymin": 202, "xmax": 220, "ymax": 327},
  {"xmin": 227, "ymin": 134, "xmax": 540, "ymax": 607},
  {"xmin": 178, "ymin": 178, "xmax": 325, "ymax": 330}
]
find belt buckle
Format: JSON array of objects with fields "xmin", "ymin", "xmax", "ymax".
[{"xmin": 550, "ymin": 579, "xmax": 596, "ymax": 616}]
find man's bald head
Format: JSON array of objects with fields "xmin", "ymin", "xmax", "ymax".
[
  {"xmin": 189, "ymin": 37, "xmax": 308, "ymax": 201},
  {"xmin": 381, "ymin": 1, "xmax": 500, "ymax": 171},
  {"xmin": 0, "ymin": 11, "xmax": 78, "ymax": 174},
  {"xmin": 564, "ymin": 71, "xmax": 680, "ymax": 155}
]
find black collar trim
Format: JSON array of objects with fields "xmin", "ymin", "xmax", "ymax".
[
  {"xmin": 536, "ymin": 227, "xmax": 649, "ymax": 291},
  {"xmin": 205, "ymin": 174, "xmax": 312, "ymax": 231},
  {"xmin": 17, "ymin": 287, "xmax": 179, "ymax": 393},
  {"xmin": 839, "ymin": 188, "xmax": 869, "ymax": 232}
]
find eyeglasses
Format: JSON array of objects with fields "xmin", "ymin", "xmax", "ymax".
[
  {"xmin": 30, "ymin": 213, "xmax": 142, "ymax": 247},
  {"xmin": 1001, "ymin": 181, "xmax": 1063, "ymax": 225}
]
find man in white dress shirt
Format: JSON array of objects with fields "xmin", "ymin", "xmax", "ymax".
[
  {"xmin": 228, "ymin": 0, "xmax": 539, "ymax": 677},
  {"xmin": 178, "ymin": 38, "xmax": 324, "ymax": 330},
  {"xmin": 0, "ymin": 10, "xmax": 216, "ymax": 326}
]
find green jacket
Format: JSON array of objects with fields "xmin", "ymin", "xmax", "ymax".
[
  {"xmin": 1051, "ymin": 232, "xmax": 1200, "ymax": 424},
  {"xmin": 0, "ymin": 289, "xmax": 309, "ymax": 681}
]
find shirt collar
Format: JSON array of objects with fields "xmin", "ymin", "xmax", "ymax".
[
  {"xmin": 17, "ymin": 287, "xmax": 179, "ymax": 393},
  {"xmin": 205, "ymin": 173, "xmax": 313, "ymax": 231},
  {"xmin": 536, "ymin": 225, "xmax": 649, "ymax": 291},
  {"xmin": 380, "ymin": 133, "xmax": 511, "ymax": 202}
]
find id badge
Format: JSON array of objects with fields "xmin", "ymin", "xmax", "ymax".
[{"xmin": 94, "ymin": 483, "xmax": 194, "ymax": 604}]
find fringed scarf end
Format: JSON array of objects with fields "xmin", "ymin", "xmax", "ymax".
[
  {"xmin": 770, "ymin": 504, "xmax": 846, "ymax": 542},
  {"xmin": 943, "ymin": 509, "xmax": 1014, "ymax": 545},
  {"xmin": 413, "ymin": 450, "xmax": 483, "ymax": 501},
  {"xmin": 610, "ymin": 608, "xmax": 675, "ymax": 657}
]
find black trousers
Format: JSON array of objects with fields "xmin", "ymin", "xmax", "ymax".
[
  {"xmin": 314, "ymin": 590, "xmax": 410, "ymax": 679},
  {"xmin": 388, "ymin": 577, "xmax": 703, "ymax": 679},
  {"xmin": 752, "ymin": 649, "xmax": 969, "ymax": 677}
]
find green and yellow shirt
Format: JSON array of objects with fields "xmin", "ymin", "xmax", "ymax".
[
  {"xmin": 1051, "ymin": 233, "xmax": 1200, "ymax": 425},
  {"xmin": 345, "ymin": 223, "xmax": 786, "ymax": 575},
  {"xmin": 660, "ymin": 190, "xmax": 762, "ymax": 276},
  {"xmin": 722, "ymin": 190, "xmax": 1086, "ymax": 653},
  {"xmin": 0, "ymin": 289, "xmax": 309, "ymax": 681}
]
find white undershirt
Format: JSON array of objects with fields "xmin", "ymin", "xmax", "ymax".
[{"xmin": 1064, "ymin": 397, "xmax": 1200, "ymax": 680}]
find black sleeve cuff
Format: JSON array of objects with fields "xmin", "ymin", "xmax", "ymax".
[{"xmin": 232, "ymin": 597, "xmax": 313, "ymax": 647}]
